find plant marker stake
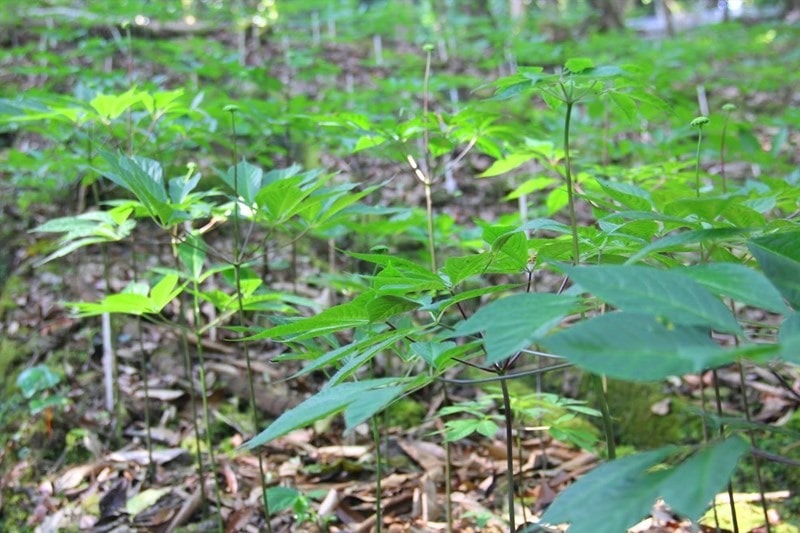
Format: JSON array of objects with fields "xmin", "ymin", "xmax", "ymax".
[
  {"xmin": 311, "ymin": 11, "xmax": 321, "ymax": 46},
  {"xmin": 373, "ymin": 34, "xmax": 383, "ymax": 66}
]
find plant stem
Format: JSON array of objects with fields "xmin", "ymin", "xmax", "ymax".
[
  {"xmin": 695, "ymin": 127, "xmax": 703, "ymax": 198},
  {"xmin": 175, "ymin": 290, "xmax": 208, "ymax": 514},
  {"xmin": 228, "ymin": 109, "xmax": 273, "ymax": 532},
  {"xmin": 720, "ymin": 111, "xmax": 732, "ymax": 194},
  {"xmin": 442, "ymin": 387, "xmax": 453, "ymax": 533},
  {"xmin": 192, "ymin": 278, "xmax": 224, "ymax": 532},
  {"xmin": 592, "ymin": 375, "xmax": 616, "ymax": 459},
  {"xmin": 422, "ymin": 46, "xmax": 437, "ymax": 272},
  {"xmin": 128, "ymin": 231, "xmax": 155, "ymax": 482},
  {"xmin": 713, "ymin": 371, "xmax": 739, "ymax": 533},
  {"xmin": 562, "ymin": 100, "xmax": 580, "ymax": 266},
  {"xmin": 372, "ymin": 417, "xmax": 383, "ymax": 533},
  {"xmin": 737, "ymin": 363, "xmax": 772, "ymax": 533},
  {"xmin": 500, "ymin": 376, "xmax": 516, "ymax": 532},
  {"xmin": 561, "ymin": 90, "xmax": 615, "ymax": 459}
]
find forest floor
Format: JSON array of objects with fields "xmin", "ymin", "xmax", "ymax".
[{"xmin": 2, "ymin": 4, "xmax": 800, "ymax": 533}]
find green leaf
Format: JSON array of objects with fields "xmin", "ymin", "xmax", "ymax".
[
  {"xmin": 255, "ymin": 176, "xmax": 317, "ymax": 224},
  {"xmin": 246, "ymin": 292, "xmax": 372, "ymax": 341},
  {"xmin": 411, "ymin": 341, "xmax": 457, "ymax": 368},
  {"xmin": 660, "ymin": 436, "xmax": 749, "ymax": 520},
  {"xmin": 540, "ymin": 447, "xmax": 673, "ymax": 532},
  {"xmin": 679, "ymin": 263, "xmax": 788, "ymax": 314},
  {"xmin": 564, "ymin": 57, "xmax": 594, "ymax": 74},
  {"xmin": 504, "ymin": 176, "xmax": 558, "ymax": 200},
  {"xmin": 149, "ymin": 274, "xmax": 181, "ymax": 310},
  {"xmin": 178, "ymin": 235, "xmax": 207, "ymax": 281},
  {"xmin": 626, "ymin": 227, "xmax": 749, "ymax": 264},
  {"xmin": 540, "ymin": 438, "xmax": 748, "ymax": 532},
  {"xmin": 126, "ymin": 488, "xmax": 171, "ymax": 516},
  {"xmin": 607, "ymin": 91, "xmax": 637, "ymax": 121},
  {"xmin": 475, "ymin": 419, "xmax": 499, "ymax": 438},
  {"xmin": 265, "ymin": 486, "xmax": 302, "ymax": 514},
  {"xmin": 71, "ymin": 293, "xmax": 154, "ymax": 316},
  {"xmin": 748, "ymin": 231, "xmax": 800, "ymax": 309},
  {"xmin": 596, "ymin": 179, "xmax": 653, "ymax": 211},
  {"xmin": 290, "ymin": 331, "xmax": 404, "ymax": 380},
  {"xmin": 442, "ymin": 253, "xmax": 492, "ymax": 286},
  {"xmin": 32, "ymin": 210, "xmax": 136, "ymax": 265},
  {"xmin": 246, "ymin": 378, "xmax": 406, "ymax": 448},
  {"xmin": 90, "ymin": 88, "xmax": 141, "ymax": 121},
  {"xmin": 445, "ymin": 419, "xmax": 482, "ymax": 442},
  {"xmin": 779, "ymin": 312, "xmax": 800, "ymax": 363},
  {"xmin": 342, "ymin": 384, "xmax": 405, "ymax": 428},
  {"xmin": 563, "ymin": 265, "xmax": 742, "ymax": 334},
  {"xmin": 222, "ymin": 160, "xmax": 262, "ymax": 205},
  {"xmin": 478, "ymin": 152, "xmax": 537, "ymax": 178},
  {"xmin": 100, "ymin": 151, "xmax": 171, "ymax": 224},
  {"xmin": 542, "ymin": 313, "xmax": 734, "ymax": 381},
  {"xmin": 373, "ymin": 263, "xmax": 446, "ymax": 294},
  {"xmin": 16, "ymin": 365, "xmax": 61, "ymax": 399},
  {"xmin": 366, "ymin": 295, "xmax": 420, "ymax": 322},
  {"xmin": 451, "ymin": 293, "xmax": 578, "ymax": 364},
  {"xmin": 351, "ymin": 253, "xmax": 446, "ymax": 292}
]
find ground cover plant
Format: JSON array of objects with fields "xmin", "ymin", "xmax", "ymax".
[{"xmin": 1, "ymin": 0, "xmax": 799, "ymax": 531}]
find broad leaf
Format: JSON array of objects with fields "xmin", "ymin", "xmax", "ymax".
[
  {"xmin": 539, "ymin": 447, "xmax": 674, "ymax": 533},
  {"xmin": 539, "ymin": 437, "xmax": 748, "ymax": 532},
  {"xmin": 246, "ymin": 378, "xmax": 406, "ymax": 448},
  {"xmin": 222, "ymin": 160, "xmax": 262, "ymax": 205},
  {"xmin": 542, "ymin": 313, "xmax": 738, "ymax": 381},
  {"xmin": 478, "ymin": 152, "xmax": 536, "ymax": 178},
  {"xmin": 451, "ymin": 293, "xmax": 578, "ymax": 364},
  {"xmin": 245, "ymin": 292, "xmax": 373, "ymax": 341},
  {"xmin": 748, "ymin": 231, "xmax": 800, "ymax": 309},
  {"xmin": 779, "ymin": 312, "xmax": 800, "ymax": 363},
  {"xmin": 626, "ymin": 228, "xmax": 750, "ymax": 264},
  {"xmin": 441, "ymin": 253, "xmax": 492, "ymax": 287},
  {"xmin": 659, "ymin": 436, "xmax": 749, "ymax": 520},
  {"xmin": 679, "ymin": 263, "xmax": 788, "ymax": 314},
  {"xmin": 563, "ymin": 265, "xmax": 742, "ymax": 334}
]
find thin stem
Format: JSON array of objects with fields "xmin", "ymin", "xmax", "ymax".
[
  {"xmin": 695, "ymin": 127, "xmax": 703, "ymax": 198},
  {"xmin": 563, "ymin": 99, "xmax": 580, "ymax": 266},
  {"xmin": 129, "ymin": 230, "xmax": 155, "ymax": 482},
  {"xmin": 720, "ymin": 109, "xmax": 733, "ymax": 194},
  {"xmin": 372, "ymin": 417, "xmax": 383, "ymax": 533},
  {"xmin": 500, "ymin": 376, "xmax": 516, "ymax": 532},
  {"xmin": 135, "ymin": 319, "xmax": 155, "ymax": 482},
  {"xmin": 228, "ymin": 109, "xmax": 273, "ymax": 532},
  {"xmin": 192, "ymin": 278, "xmax": 224, "ymax": 532},
  {"xmin": 737, "ymin": 363, "xmax": 772, "ymax": 533},
  {"xmin": 421, "ymin": 46, "xmax": 437, "ymax": 272},
  {"xmin": 442, "ymin": 387, "xmax": 453, "ymax": 533},
  {"xmin": 592, "ymin": 375, "xmax": 616, "ymax": 459},
  {"xmin": 174, "ymin": 285, "xmax": 208, "ymax": 513},
  {"xmin": 712, "ymin": 371, "xmax": 739, "ymax": 533},
  {"xmin": 562, "ymin": 90, "xmax": 615, "ymax": 459}
]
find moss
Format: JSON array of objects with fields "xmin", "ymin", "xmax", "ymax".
[
  {"xmin": 591, "ymin": 379, "xmax": 703, "ymax": 450},
  {"xmin": 384, "ymin": 397, "xmax": 426, "ymax": 429}
]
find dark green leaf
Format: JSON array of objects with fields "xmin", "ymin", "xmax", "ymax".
[
  {"xmin": 542, "ymin": 313, "xmax": 737, "ymax": 381},
  {"xmin": 563, "ymin": 265, "xmax": 742, "ymax": 334},
  {"xmin": 748, "ymin": 231, "xmax": 800, "ymax": 309},
  {"xmin": 679, "ymin": 263, "xmax": 788, "ymax": 313},
  {"xmin": 451, "ymin": 293, "xmax": 578, "ymax": 364},
  {"xmin": 16, "ymin": 365, "xmax": 61, "ymax": 399},
  {"xmin": 540, "ymin": 438, "xmax": 748, "ymax": 532},
  {"xmin": 246, "ymin": 378, "xmax": 406, "ymax": 448}
]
